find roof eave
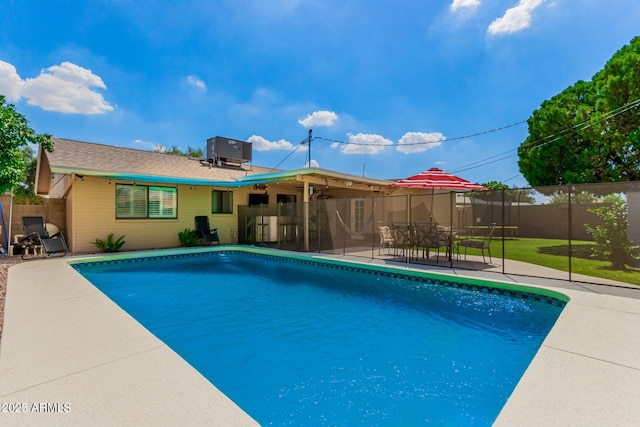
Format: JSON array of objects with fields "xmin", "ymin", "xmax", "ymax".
[
  {"xmin": 49, "ymin": 167, "xmax": 244, "ymax": 187},
  {"xmin": 238, "ymin": 167, "xmax": 392, "ymax": 186}
]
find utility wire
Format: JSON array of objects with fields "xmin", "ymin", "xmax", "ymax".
[
  {"xmin": 268, "ymin": 139, "xmax": 308, "ymax": 171},
  {"xmin": 268, "ymin": 97, "xmax": 639, "ymax": 173},
  {"xmin": 314, "ymin": 119, "xmax": 527, "ymax": 147},
  {"xmin": 502, "ymin": 173, "xmax": 523, "ymax": 183},
  {"xmin": 451, "ymin": 97, "xmax": 640, "ymax": 174}
]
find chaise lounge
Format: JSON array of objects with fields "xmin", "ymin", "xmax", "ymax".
[{"xmin": 18, "ymin": 216, "xmax": 68, "ymax": 259}]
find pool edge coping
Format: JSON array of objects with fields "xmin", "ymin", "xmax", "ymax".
[{"xmin": 3, "ymin": 245, "xmax": 640, "ymax": 426}]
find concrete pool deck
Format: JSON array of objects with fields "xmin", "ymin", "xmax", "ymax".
[{"xmin": 2, "ymin": 247, "xmax": 640, "ymax": 426}]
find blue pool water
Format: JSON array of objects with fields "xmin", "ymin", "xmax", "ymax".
[{"xmin": 74, "ymin": 251, "xmax": 564, "ymax": 425}]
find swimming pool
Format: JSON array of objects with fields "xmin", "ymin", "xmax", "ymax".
[{"xmin": 73, "ymin": 249, "xmax": 566, "ymax": 425}]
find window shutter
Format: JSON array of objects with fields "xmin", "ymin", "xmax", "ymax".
[
  {"xmin": 149, "ymin": 186, "xmax": 176, "ymax": 218},
  {"xmin": 132, "ymin": 186, "xmax": 148, "ymax": 217},
  {"xmin": 116, "ymin": 184, "xmax": 175, "ymax": 219},
  {"xmin": 116, "ymin": 184, "xmax": 148, "ymax": 218}
]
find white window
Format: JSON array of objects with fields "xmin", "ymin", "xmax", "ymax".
[
  {"xmin": 116, "ymin": 184, "xmax": 176, "ymax": 219},
  {"xmin": 149, "ymin": 186, "xmax": 177, "ymax": 218}
]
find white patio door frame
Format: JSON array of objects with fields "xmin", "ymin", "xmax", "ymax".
[{"xmin": 350, "ymin": 198, "xmax": 365, "ymax": 240}]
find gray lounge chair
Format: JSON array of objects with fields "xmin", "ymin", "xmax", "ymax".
[{"xmin": 19, "ymin": 216, "xmax": 68, "ymax": 259}]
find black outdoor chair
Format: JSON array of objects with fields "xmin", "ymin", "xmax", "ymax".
[
  {"xmin": 195, "ymin": 215, "xmax": 220, "ymax": 245},
  {"xmin": 456, "ymin": 223, "xmax": 496, "ymax": 264},
  {"xmin": 19, "ymin": 216, "xmax": 68, "ymax": 259},
  {"xmin": 415, "ymin": 223, "xmax": 449, "ymax": 263}
]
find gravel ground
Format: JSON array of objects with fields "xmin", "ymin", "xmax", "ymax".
[{"xmin": 0, "ymin": 257, "xmax": 25, "ymax": 338}]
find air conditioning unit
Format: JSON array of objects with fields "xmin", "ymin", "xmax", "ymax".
[{"xmin": 206, "ymin": 136, "xmax": 252, "ymax": 167}]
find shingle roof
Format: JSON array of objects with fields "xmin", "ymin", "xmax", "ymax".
[{"xmin": 45, "ymin": 137, "xmax": 276, "ymax": 183}]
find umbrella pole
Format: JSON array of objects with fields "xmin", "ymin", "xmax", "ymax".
[{"xmin": 430, "ymin": 188, "xmax": 434, "ymax": 223}]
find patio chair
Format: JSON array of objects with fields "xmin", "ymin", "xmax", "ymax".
[
  {"xmin": 415, "ymin": 223, "xmax": 449, "ymax": 263},
  {"xmin": 391, "ymin": 223, "xmax": 413, "ymax": 257},
  {"xmin": 456, "ymin": 223, "xmax": 496, "ymax": 263},
  {"xmin": 378, "ymin": 225, "xmax": 395, "ymax": 254},
  {"xmin": 195, "ymin": 215, "xmax": 220, "ymax": 245},
  {"xmin": 18, "ymin": 216, "xmax": 68, "ymax": 260}
]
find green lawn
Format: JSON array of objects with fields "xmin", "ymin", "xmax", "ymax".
[{"xmin": 459, "ymin": 237, "xmax": 640, "ymax": 286}]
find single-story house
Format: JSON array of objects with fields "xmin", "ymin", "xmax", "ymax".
[{"xmin": 34, "ymin": 137, "xmax": 394, "ymax": 253}]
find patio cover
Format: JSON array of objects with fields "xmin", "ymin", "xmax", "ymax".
[{"xmin": 389, "ymin": 167, "xmax": 488, "ymax": 191}]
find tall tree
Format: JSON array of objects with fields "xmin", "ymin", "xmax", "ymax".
[
  {"xmin": 518, "ymin": 37, "xmax": 640, "ymax": 186},
  {"xmin": 0, "ymin": 95, "xmax": 53, "ymax": 194},
  {"xmin": 153, "ymin": 145, "xmax": 203, "ymax": 158},
  {"xmin": 480, "ymin": 181, "xmax": 537, "ymax": 204},
  {"xmin": 13, "ymin": 145, "xmax": 37, "ymax": 196}
]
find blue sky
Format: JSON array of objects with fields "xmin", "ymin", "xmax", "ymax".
[{"xmin": 1, "ymin": 0, "xmax": 638, "ymax": 187}]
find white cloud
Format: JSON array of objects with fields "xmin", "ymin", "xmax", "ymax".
[
  {"xmin": 298, "ymin": 110, "xmax": 338, "ymax": 127},
  {"xmin": 1, "ymin": 61, "xmax": 113, "ymax": 114},
  {"xmin": 305, "ymin": 159, "xmax": 320, "ymax": 168},
  {"xmin": 488, "ymin": 0, "xmax": 545, "ymax": 35},
  {"xmin": 132, "ymin": 139, "xmax": 157, "ymax": 149},
  {"xmin": 186, "ymin": 75, "xmax": 206, "ymax": 91},
  {"xmin": 396, "ymin": 132, "xmax": 445, "ymax": 154},
  {"xmin": 340, "ymin": 133, "xmax": 393, "ymax": 155},
  {"xmin": 248, "ymin": 134, "xmax": 298, "ymax": 151},
  {"xmin": 451, "ymin": 0, "xmax": 481, "ymax": 11},
  {"xmin": 0, "ymin": 61, "xmax": 24, "ymax": 101}
]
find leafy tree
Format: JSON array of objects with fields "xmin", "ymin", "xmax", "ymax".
[
  {"xmin": 511, "ymin": 188, "xmax": 536, "ymax": 204},
  {"xmin": 480, "ymin": 181, "xmax": 508, "ymax": 190},
  {"xmin": 548, "ymin": 191, "xmax": 599, "ymax": 204},
  {"xmin": 479, "ymin": 181, "xmax": 536, "ymax": 204},
  {"xmin": 0, "ymin": 95, "xmax": 53, "ymax": 194},
  {"xmin": 585, "ymin": 198, "xmax": 638, "ymax": 269},
  {"xmin": 518, "ymin": 37, "xmax": 640, "ymax": 186},
  {"xmin": 13, "ymin": 145, "xmax": 37, "ymax": 196},
  {"xmin": 601, "ymin": 193, "xmax": 625, "ymax": 204},
  {"xmin": 153, "ymin": 144, "xmax": 203, "ymax": 158}
]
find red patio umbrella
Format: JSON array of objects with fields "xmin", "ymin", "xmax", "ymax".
[
  {"xmin": 389, "ymin": 167, "xmax": 488, "ymax": 191},
  {"xmin": 389, "ymin": 167, "xmax": 488, "ymax": 225}
]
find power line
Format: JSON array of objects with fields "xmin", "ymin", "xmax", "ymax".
[
  {"xmin": 269, "ymin": 139, "xmax": 308, "ymax": 170},
  {"xmin": 451, "ymin": 97, "xmax": 640, "ymax": 174},
  {"xmin": 502, "ymin": 173, "xmax": 523, "ymax": 183},
  {"xmin": 268, "ymin": 97, "xmax": 639, "ymax": 173},
  {"xmin": 314, "ymin": 119, "xmax": 527, "ymax": 147}
]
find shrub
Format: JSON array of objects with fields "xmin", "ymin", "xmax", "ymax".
[
  {"xmin": 178, "ymin": 228, "xmax": 200, "ymax": 247},
  {"xmin": 93, "ymin": 233, "xmax": 126, "ymax": 253},
  {"xmin": 585, "ymin": 198, "xmax": 639, "ymax": 269}
]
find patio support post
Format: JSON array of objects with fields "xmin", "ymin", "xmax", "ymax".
[
  {"xmin": 304, "ymin": 180, "xmax": 310, "ymax": 252},
  {"xmin": 449, "ymin": 191, "xmax": 454, "ymax": 267},
  {"xmin": 406, "ymin": 194, "xmax": 411, "ymax": 264},
  {"xmin": 568, "ymin": 185, "xmax": 573, "ymax": 282},
  {"xmin": 276, "ymin": 202, "xmax": 281, "ymax": 250},
  {"xmin": 501, "ymin": 188, "xmax": 505, "ymax": 274},
  {"xmin": 371, "ymin": 197, "xmax": 376, "ymax": 258}
]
